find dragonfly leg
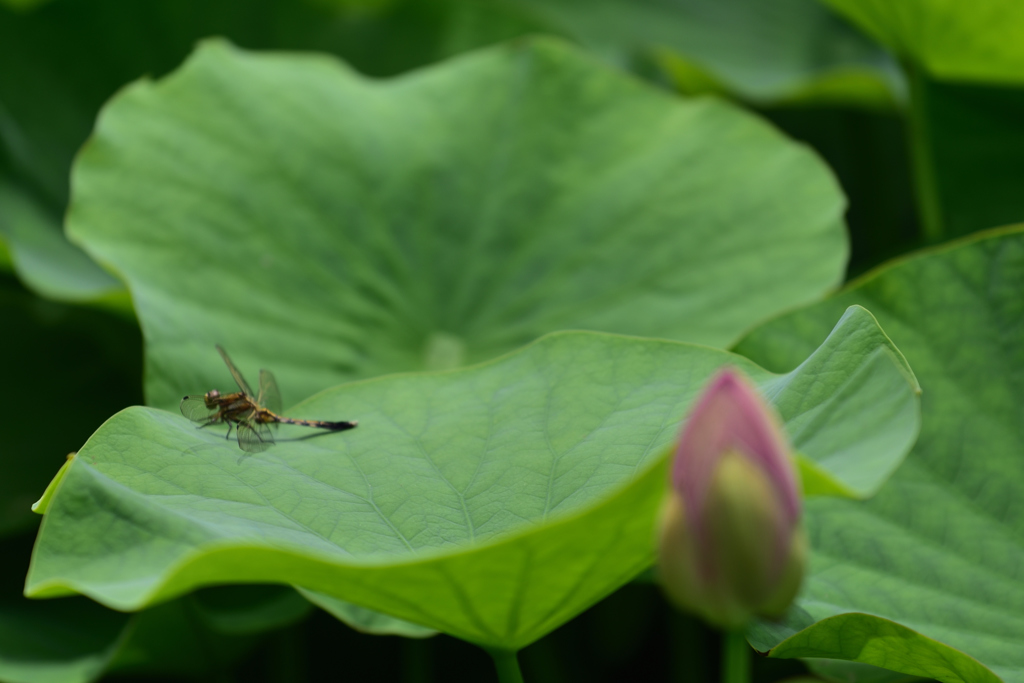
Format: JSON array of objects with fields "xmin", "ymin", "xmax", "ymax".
[
  {"xmin": 196, "ymin": 412, "xmax": 223, "ymax": 429},
  {"xmin": 225, "ymin": 422, "xmax": 234, "ymax": 440}
]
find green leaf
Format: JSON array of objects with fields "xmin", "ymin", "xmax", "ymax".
[
  {"xmin": 68, "ymin": 37, "xmax": 848, "ymax": 410},
  {"xmin": 796, "ymin": 453, "xmax": 860, "ymax": 499},
  {"xmin": 0, "ymin": 0, "xmax": 412, "ymax": 204},
  {"xmin": 186, "ymin": 585, "xmax": 312, "ymax": 636},
  {"xmin": 768, "ymin": 306, "xmax": 919, "ymax": 499},
  {"xmin": 0, "ymin": 0, "xmax": 880, "ymax": 302},
  {"xmin": 806, "ymin": 657, "xmax": 927, "ymax": 683},
  {"xmin": 0, "ymin": 590, "xmax": 128, "ymax": 683},
  {"xmin": 100, "ymin": 601, "xmax": 255, "ymax": 679},
  {"xmin": 772, "ymin": 614, "xmax": 997, "ymax": 683},
  {"xmin": 0, "ymin": 534, "xmax": 121, "ymax": 683},
  {"xmin": 26, "ymin": 318, "xmax": 918, "ymax": 651},
  {"xmin": 210, "ymin": 0, "xmax": 905, "ymax": 108},
  {"xmin": 735, "ymin": 226, "xmax": 1024, "ymax": 682},
  {"xmin": 0, "ymin": 0, "xmax": 137, "ymax": 302},
  {"xmin": 296, "ymin": 587, "xmax": 437, "ymax": 638},
  {"xmin": 825, "ymin": 1, "xmax": 1024, "ymax": 248},
  {"xmin": 31, "ymin": 455, "xmax": 72, "ymax": 517},
  {"xmin": 819, "ymin": 0, "xmax": 1024, "ymax": 85},
  {"xmin": 0, "ymin": 536, "xmax": 273, "ymax": 683},
  {"xmin": 0, "ymin": 181, "xmax": 124, "ymax": 305},
  {"xmin": 490, "ymin": 0, "xmax": 903, "ymax": 107},
  {"xmin": 0, "ymin": 0, "xmax": 434, "ymax": 301}
]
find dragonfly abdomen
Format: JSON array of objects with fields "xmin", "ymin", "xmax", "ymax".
[
  {"xmin": 254, "ymin": 408, "xmax": 357, "ymax": 431},
  {"xmin": 276, "ymin": 416, "xmax": 358, "ymax": 431}
]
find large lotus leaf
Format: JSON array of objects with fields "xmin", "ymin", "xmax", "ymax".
[
  {"xmin": 26, "ymin": 312, "xmax": 919, "ymax": 651},
  {"xmin": 819, "ymin": 0, "xmax": 1024, "ymax": 85},
  {"xmin": 735, "ymin": 226, "xmax": 1024, "ymax": 683},
  {"xmin": 483, "ymin": 0, "xmax": 902, "ymax": 107},
  {"xmin": 68, "ymin": 37, "xmax": 848, "ymax": 410}
]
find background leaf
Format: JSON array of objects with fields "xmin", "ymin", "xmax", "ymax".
[
  {"xmin": 0, "ymin": 537, "xmax": 286, "ymax": 683},
  {"xmin": 296, "ymin": 588, "xmax": 437, "ymax": 638},
  {"xmin": 806, "ymin": 657, "xmax": 926, "ymax": 683},
  {"xmin": 0, "ymin": 600, "xmax": 125, "ymax": 683},
  {"xmin": 331, "ymin": 0, "xmax": 903, "ymax": 107},
  {"xmin": 487, "ymin": 0, "xmax": 903, "ymax": 107},
  {"xmin": 906, "ymin": 71, "xmax": 1024, "ymax": 241},
  {"xmin": 68, "ymin": 37, "xmax": 849, "ymax": 410},
  {"xmin": 0, "ymin": 0, "xmax": 886, "ymax": 302},
  {"xmin": 755, "ymin": 612, "xmax": 998, "ymax": 683},
  {"xmin": 27, "ymin": 316, "xmax": 918, "ymax": 651},
  {"xmin": 100, "ymin": 599, "xmax": 259, "ymax": 680},
  {"xmin": 186, "ymin": 585, "xmax": 312, "ymax": 636},
  {"xmin": 819, "ymin": 0, "xmax": 1024, "ymax": 85},
  {"xmin": 0, "ymin": 0, "xmax": 436, "ymax": 301},
  {"xmin": 0, "ymin": 536, "xmax": 128, "ymax": 683},
  {"xmin": 0, "ymin": 181, "xmax": 122, "ymax": 304},
  {"xmin": 0, "ymin": 285, "xmax": 141, "ymax": 539},
  {"xmin": 814, "ymin": 2, "xmax": 1024, "ymax": 248},
  {"xmin": 735, "ymin": 226, "xmax": 1024, "ymax": 682}
]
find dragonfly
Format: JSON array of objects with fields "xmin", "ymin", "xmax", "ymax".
[{"xmin": 180, "ymin": 346, "xmax": 357, "ymax": 453}]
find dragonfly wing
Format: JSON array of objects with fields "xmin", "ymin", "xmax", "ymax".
[
  {"xmin": 236, "ymin": 420, "xmax": 274, "ymax": 453},
  {"xmin": 258, "ymin": 421, "xmax": 275, "ymax": 444},
  {"xmin": 216, "ymin": 345, "xmax": 255, "ymax": 398},
  {"xmin": 258, "ymin": 369, "xmax": 282, "ymax": 415},
  {"xmin": 181, "ymin": 396, "xmax": 218, "ymax": 423}
]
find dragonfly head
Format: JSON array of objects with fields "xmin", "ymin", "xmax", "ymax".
[{"xmin": 204, "ymin": 389, "xmax": 221, "ymax": 407}]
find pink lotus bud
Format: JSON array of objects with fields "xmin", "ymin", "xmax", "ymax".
[{"xmin": 658, "ymin": 367, "xmax": 806, "ymax": 630}]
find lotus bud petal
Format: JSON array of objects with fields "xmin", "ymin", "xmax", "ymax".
[{"xmin": 658, "ymin": 367, "xmax": 805, "ymax": 630}]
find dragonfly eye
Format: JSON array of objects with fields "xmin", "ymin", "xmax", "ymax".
[{"xmin": 207, "ymin": 390, "xmax": 220, "ymax": 399}]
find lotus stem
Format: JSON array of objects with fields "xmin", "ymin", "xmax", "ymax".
[
  {"xmin": 489, "ymin": 649, "xmax": 525, "ymax": 683},
  {"xmin": 721, "ymin": 631, "xmax": 751, "ymax": 683}
]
